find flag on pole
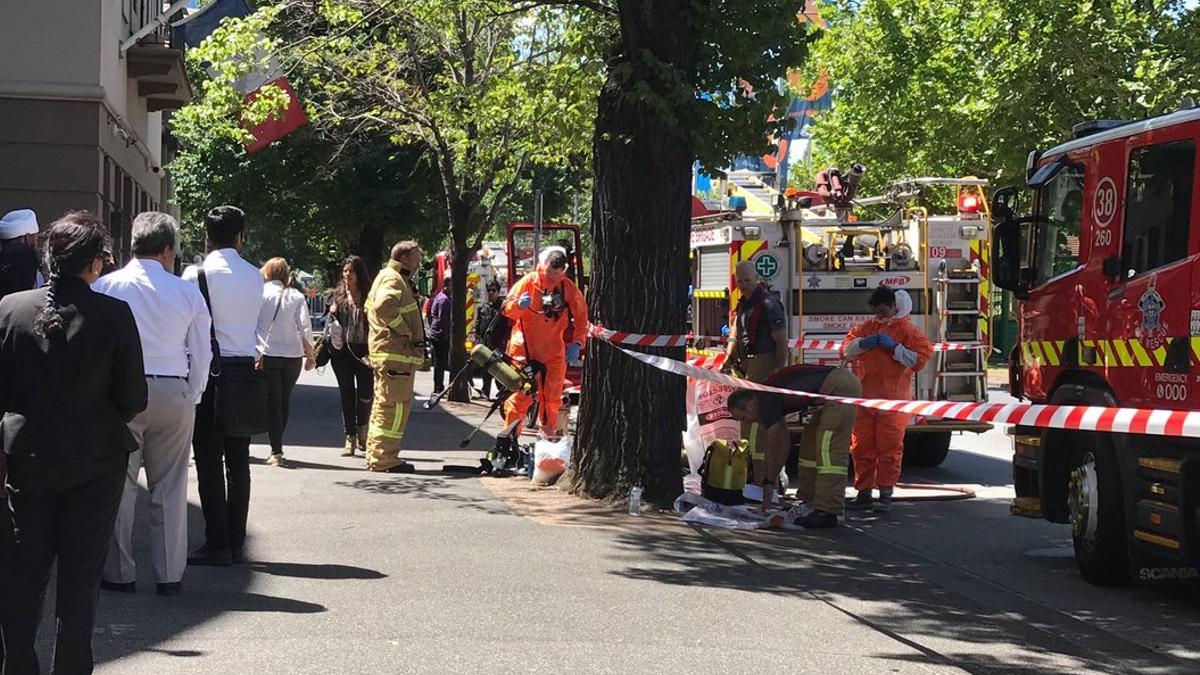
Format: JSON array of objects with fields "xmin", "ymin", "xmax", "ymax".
[{"xmin": 172, "ymin": 0, "xmax": 307, "ymax": 152}]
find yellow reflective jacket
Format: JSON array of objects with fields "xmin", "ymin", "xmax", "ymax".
[{"xmin": 366, "ymin": 260, "xmax": 426, "ymax": 370}]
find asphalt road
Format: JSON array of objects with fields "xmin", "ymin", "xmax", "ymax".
[{"xmin": 26, "ymin": 370, "xmax": 1199, "ymax": 674}]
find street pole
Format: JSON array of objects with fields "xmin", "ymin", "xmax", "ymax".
[{"xmin": 533, "ymin": 189, "xmax": 544, "ymax": 264}]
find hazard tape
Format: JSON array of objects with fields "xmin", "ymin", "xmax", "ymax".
[
  {"xmin": 603, "ymin": 340, "xmax": 1200, "ymax": 440},
  {"xmin": 686, "ymin": 349, "xmax": 727, "ymax": 370},
  {"xmin": 590, "ymin": 325, "xmax": 985, "ymax": 352}
]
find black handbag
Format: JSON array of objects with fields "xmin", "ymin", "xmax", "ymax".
[{"xmin": 198, "ymin": 267, "xmax": 270, "ymax": 437}]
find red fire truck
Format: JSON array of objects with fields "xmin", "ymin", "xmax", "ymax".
[{"xmin": 990, "ymin": 103, "xmax": 1200, "ymax": 585}]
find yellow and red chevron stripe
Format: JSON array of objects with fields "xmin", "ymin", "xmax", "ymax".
[
  {"xmin": 969, "ymin": 239, "xmax": 991, "ymax": 345},
  {"xmin": 1020, "ymin": 337, "xmax": 1200, "ymax": 368}
]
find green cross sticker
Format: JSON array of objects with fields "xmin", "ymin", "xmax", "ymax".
[{"xmin": 754, "ymin": 253, "xmax": 779, "ymax": 279}]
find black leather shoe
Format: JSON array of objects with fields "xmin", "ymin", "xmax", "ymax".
[
  {"xmin": 156, "ymin": 582, "xmax": 183, "ymax": 596},
  {"xmin": 187, "ymin": 546, "xmax": 232, "ymax": 567},
  {"xmin": 384, "ymin": 461, "xmax": 416, "ymax": 474},
  {"xmin": 100, "ymin": 580, "xmax": 136, "ymax": 593},
  {"xmin": 231, "ymin": 547, "xmax": 246, "ymax": 564}
]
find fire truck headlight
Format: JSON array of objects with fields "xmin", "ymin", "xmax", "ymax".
[
  {"xmin": 959, "ymin": 225, "xmax": 982, "ymax": 239},
  {"xmin": 741, "ymin": 226, "xmax": 761, "ymax": 238}
]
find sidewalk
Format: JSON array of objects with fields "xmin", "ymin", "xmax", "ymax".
[{"xmin": 69, "ymin": 368, "xmax": 1156, "ymax": 674}]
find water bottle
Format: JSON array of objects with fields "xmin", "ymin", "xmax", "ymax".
[{"xmin": 628, "ymin": 485, "xmax": 643, "ymax": 516}]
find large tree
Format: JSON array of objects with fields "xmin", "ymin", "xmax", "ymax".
[
  {"xmin": 799, "ymin": 0, "xmax": 1196, "ymax": 192},
  {"xmin": 566, "ymin": 1, "xmax": 812, "ymax": 506}
]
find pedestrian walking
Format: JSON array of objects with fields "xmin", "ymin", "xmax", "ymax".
[
  {"xmin": 93, "ymin": 212, "xmax": 212, "ymax": 598},
  {"xmin": 257, "ymin": 257, "xmax": 316, "ymax": 468},
  {"xmin": 840, "ymin": 287, "xmax": 932, "ymax": 512},
  {"xmin": 428, "ymin": 270, "xmax": 452, "ymax": 394},
  {"xmin": 0, "ymin": 209, "xmax": 41, "ymax": 301},
  {"xmin": 473, "ymin": 279, "xmax": 509, "ymax": 399},
  {"xmin": 183, "ymin": 205, "xmax": 266, "ymax": 566},
  {"xmin": 364, "ymin": 241, "xmax": 426, "ymax": 473},
  {"xmin": 327, "ymin": 255, "xmax": 373, "ymax": 456},
  {"xmin": 0, "ymin": 212, "xmax": 147, "ymax": 673}
]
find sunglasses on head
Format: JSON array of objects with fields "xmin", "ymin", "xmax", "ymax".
[{"xmin": 549, "ymin": 259, "xmax": 566, "ymax": 270}]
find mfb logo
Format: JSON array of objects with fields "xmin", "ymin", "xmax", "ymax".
[
  {"xmin": 1139, "ymin": 566, "xmax": 1199, "ymax": 582},
  {"xmin": 879, "ymin": 276, "xmax": 912, "ymax": 287}
]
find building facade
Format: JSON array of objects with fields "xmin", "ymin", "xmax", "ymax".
[{"xmin": 0, "ymin": 0, "xmax": 190, "ymax": 259}]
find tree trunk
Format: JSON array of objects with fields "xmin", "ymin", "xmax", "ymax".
[
  {"xmin": 447, "ymin": 224, "xmax": 474, "ymax": 404},
  {"xmin": 569, "ymin": 1, "xmax": 697, "ymax": 508},
  {"xmin": 356, "ymin": 219, "xmax": 384, "ymax": 274}
]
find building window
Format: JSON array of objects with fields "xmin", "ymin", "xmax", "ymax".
[
  {"xmin": 1033, "ymin": 164, "xmax": 1085, "ymax": 286},
  {"xmin": 1122, "ymin": 140, "xmax": 1195, "ymax": 279}
]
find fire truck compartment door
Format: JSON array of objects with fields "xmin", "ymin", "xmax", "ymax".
[{"xmin": 697, "ymin": 247, "xmax": 729, "ymax": 291}]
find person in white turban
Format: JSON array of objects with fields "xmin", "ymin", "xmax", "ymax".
[{"xmin": 0, "ymin": 209, "xmax": 42, "ymax": 299}]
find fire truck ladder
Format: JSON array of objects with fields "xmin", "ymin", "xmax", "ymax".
[{"xmin": 933, "ymin": 263, "xmax": 986, "ymax": 402}]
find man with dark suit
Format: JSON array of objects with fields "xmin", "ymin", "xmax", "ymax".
[{"xmin": 0, "ymin": 211, "xmax": 148, "ymax": 674}]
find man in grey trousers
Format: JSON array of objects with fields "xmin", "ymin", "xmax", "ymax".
[{"xmin": 94, "ymin": 212, "xmax": 213, "ymax": 595}]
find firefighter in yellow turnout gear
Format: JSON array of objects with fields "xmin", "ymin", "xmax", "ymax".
[
  {"xmin": 726, "ymin": 365, "xmax": 861, "ymax": 529},
  {"xmin": 365, "ymin": 241, "xmax": 426, "ymax": 473}
]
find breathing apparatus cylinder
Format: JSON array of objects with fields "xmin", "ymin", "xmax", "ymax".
[{"xmin": 470, "ymin": 344, "xmax": 534, "ymax": 394}]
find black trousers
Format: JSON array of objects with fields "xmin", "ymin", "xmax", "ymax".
[
  {"xmin": 262, "ymin": 356, "xmax": 303, "ymax": 455},
  {"xmin": 193, "ymin": 385, "xmax": 251, "ymax": 552},
  {"xmin": 0, "ymin": 458, "xmax": 124, "ymax": 675},
  {"xmin": 478, "ymin": 365, "xmax": 494, "ymax": 398},
  {"xmin": 330, "ymin": 344, "xmax": 372, "ymax": 436},
  {"xmin": 432, "ymin": 338, "xmax": 451, "ymax": 392}
]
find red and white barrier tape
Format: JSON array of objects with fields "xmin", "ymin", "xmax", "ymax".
[
  {"xmin": 591, "ymin": 325, "xmax": 985, "ymax": 353},
  {"xmin": 686, "ymin": 351, "xmax": 727, "ymax": 370},
  {"xmin": 610, "ymin": 342, "xmax": 1200, "ymax": 440}
]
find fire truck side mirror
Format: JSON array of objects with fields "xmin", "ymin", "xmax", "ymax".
[{"xmin": 989, "ymin": 186, "xmax": 1018, "ymax": 223}]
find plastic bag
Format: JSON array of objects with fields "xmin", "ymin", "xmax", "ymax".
[{"xmin": 532, "ymin": 435, "xmax": 572, "ymax": 484}]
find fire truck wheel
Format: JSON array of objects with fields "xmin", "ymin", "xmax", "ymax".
[
  {"xmin": 1068, "ymin": 437, "xmax": 1130, "ymax": 586},
  {"xmin": 902, "ymin": 432, "xmax": 951, "ymax": 468}
]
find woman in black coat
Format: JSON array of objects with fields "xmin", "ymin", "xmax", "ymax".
[{"xmin": 0, "ymin": 211, "xmax": 147, "ymax": 674}]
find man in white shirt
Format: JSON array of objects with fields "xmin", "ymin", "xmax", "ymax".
[
  {"xmin": 93, "ymin": 212, "xmax": 212, "ymax": 595},
  {"xmin": 182, "ymin": 205, "xmax": 265, "ymax": 567}
]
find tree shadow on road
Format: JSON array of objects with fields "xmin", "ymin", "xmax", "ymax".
[{"xmin": 604, "ymin": 521, "xmax": 1197, "ymax": 674}]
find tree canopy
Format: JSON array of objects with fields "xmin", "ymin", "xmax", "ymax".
[{"xmin": 800, "ymin": 0, "xmax": 1200, "ymax": 193}]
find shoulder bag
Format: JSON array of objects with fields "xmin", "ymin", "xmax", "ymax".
[{"xmin": 198, "ymin": 267, "xmax": 270, "ymax": 437}]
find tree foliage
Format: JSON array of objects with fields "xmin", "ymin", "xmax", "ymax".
[
  {"xmin": 800, "ymin": 0, "xmax": 1199, "ymax": 193},
  {"xmin": 170, "ymin": 6, "xmax": 445, "ymax": 277}
]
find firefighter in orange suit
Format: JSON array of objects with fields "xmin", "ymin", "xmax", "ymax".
[
  {"xmin": 502, "ymin": 247, "xmax": 588, "ymax": 438},
  {"xmin": 365, "ymin": 241, "xmax": 426, "ymax": 473},
  {"xmin": 840, "ymin": 287, "xmax": 931, "ymax": 512}
]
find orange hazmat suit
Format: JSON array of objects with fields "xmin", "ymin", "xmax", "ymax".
[
  {"xmin": 840, "ymin": 291, "xmax": 931, "ymax": 491},
  {"xmin": 501, "ymin": 252, "xmax": 588, "ymax": 436}
]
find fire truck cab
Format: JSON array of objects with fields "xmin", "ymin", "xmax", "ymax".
[{"xmin": 991, "ymin": 104, "xmax": 1200, "ymax": 586}]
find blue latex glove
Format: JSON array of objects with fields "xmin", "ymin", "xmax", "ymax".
[
  {"xmin": 859, "ymin": 335, "xmax": 880, "ymax": 350},
  {"xmin": 876, "ymin": 333, "xmax": 898, "ymax": 352},
  {"xmin": 518, "ymin": 292, "xmax": 533, "ymax": 309},
  {"xmin": 566, "ymin": 342, "xmax": 582, "ymax": 362}
]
